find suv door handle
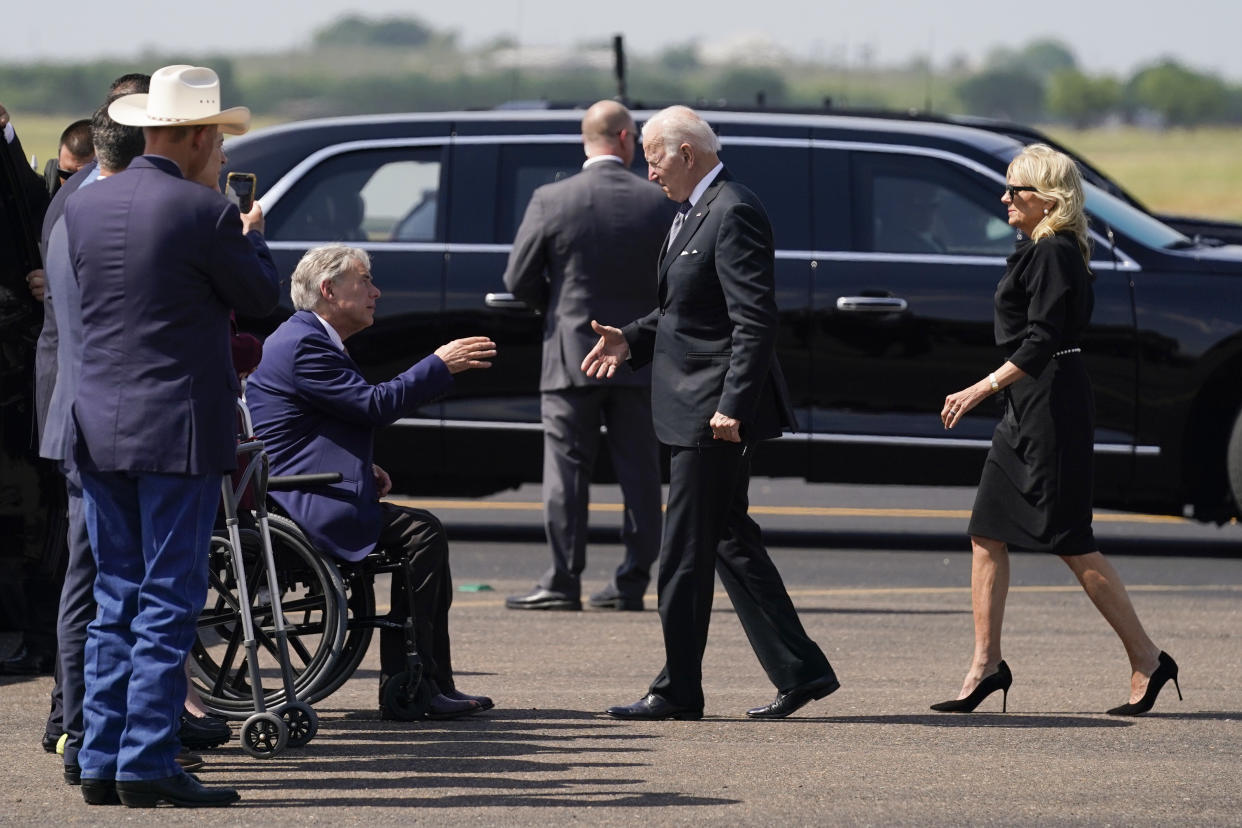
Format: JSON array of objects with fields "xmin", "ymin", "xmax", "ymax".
[
  {"xmin": 484, "ymin": 292, "xmax": 531, "ymax": 310},
  {"xmin": 835, "ymin": 296, "xmax": 909, "ymax": 313}
]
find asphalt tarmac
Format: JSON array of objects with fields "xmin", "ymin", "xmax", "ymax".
[{"xmin": 2, "ymin": 484, "xmax": 1239, "ymax": 825}]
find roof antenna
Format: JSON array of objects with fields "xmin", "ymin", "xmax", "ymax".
[{"xmin": 613, "ymin": 34, "xmax": 628, "ymax": 106}]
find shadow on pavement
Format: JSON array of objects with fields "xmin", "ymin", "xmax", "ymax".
[
  {"xmin": 749, "ymin": 713, "xmax": 1134, "ymax": 728},
  {"xmin": 208, "ymin": 708, "xmax": 739, "ymax": 810}
]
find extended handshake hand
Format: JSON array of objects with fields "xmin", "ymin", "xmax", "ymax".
[
  {"xmin": 434, "ymin": 336, "xmax": 497, "ymax": 374},
  {"xmin": 580, "ymin": 319, "xmax": 629, "ymax": 379}
]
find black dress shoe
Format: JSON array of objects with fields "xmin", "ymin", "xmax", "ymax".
[
  {"xmin": 0, "ymin": 645, "xmax": 56, "ymax": 676},
  {"xmin": 606, "ymin": 693, "xmax": 702, "ymax": 721},
  {"xmin": 81, "ymin": 778, "xmax": 121, "ymax": 806},
  {"xmin": 443, "ymin": 688, "xmax": 494, "ymax": 710},
  {"xmin": 746, "ymin": 673, "xmax": 841, "ymax": 719},
  {"xmin": 505, "ymin": 587, "xmax": 581, "ymax": 611},
  {"xmin": 425, "ymin": 693, "xmax": 483, "ymax": 720},
  {"xmin": 587, "ymin": 586, "xmax": 644, "ymax": 611},
  {"xmin": 179, "ymin": 712, "xmax": 232, "ymax": 750},
  {"xmin": 116, "ymin": 772, "xmax": 239, "ymax": 808},
  {"xmin": 42, "ymin": 729, "xmax": 63, "ymax": 753}
]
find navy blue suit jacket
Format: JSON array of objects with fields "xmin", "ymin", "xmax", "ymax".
[
  {"xmin": 245, "ymin": 311, "xmax": 453, "ymax": 561},
  {"xmin": 36, "ymin": 162, "xmax": 98, "ymax": 461},
  {"xmin": 64, "ymin": 155, "xmax": 279, "ymax": 474}
]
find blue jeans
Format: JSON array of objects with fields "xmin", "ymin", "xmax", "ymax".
[{"xmin": 78, "ymin": 470, "xmax": 220, "ymax": 782}]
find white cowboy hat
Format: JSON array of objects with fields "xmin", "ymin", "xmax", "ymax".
[{"xmin": 108, "ymin": 65, "xmax": 250, "ymax": 135}]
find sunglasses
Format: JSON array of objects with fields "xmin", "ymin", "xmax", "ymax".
[{"xmin": 1004, "ymin": 185, "xmax": 1038, "ymax": 199}]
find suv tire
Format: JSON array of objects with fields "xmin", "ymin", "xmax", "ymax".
[{"xmin": 1227, "ymin": 408, "xmax": 1242, "ymax": 517}]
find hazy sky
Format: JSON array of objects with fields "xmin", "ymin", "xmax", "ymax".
[{"xmin": 6, "ymin": 0, "xmax": 1242, "ymax": 80}]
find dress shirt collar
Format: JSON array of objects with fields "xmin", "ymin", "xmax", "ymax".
[
  {"xmin": 583, "ymin": 154, "xmax": 625, "ymax": 170},
  {"xmin": 3, "ymin": 122, "xmax": 14, "ymax": 145},
  {"xmin": 686, "ymin": 161, "xmax": 724, "ymax": 209},
  {"xmin": 311, "ymin": 311, "xmax": 347, "ymax": 352}
]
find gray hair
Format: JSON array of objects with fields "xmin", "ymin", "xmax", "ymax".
[
  {"xmin": 290, "ymin": 244, "xmax": 371, "ymax": 311},
  {"xmin": 641, "ymin": 105, "xmax": 721, "ymax": 155}
]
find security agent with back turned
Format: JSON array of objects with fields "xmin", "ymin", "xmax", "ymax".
[
  {"xmin": 582, "ymin": 105, "xmax": 839, "ymax": 721},
  {"xmin": 503, "ymin": 100, "xmax": 673, "ymax": 613},
  {"xmin": 64, "ymin": 65, "xmax": 279, "ymax": 807}
]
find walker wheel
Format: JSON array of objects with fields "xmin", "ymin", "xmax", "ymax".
[
  {"xmin": 241, "ymin": 711, "xmax": 288, "ymax": 758},
  {"xmin": 280, "ymin": 702, "xmax": 319, "ymax": 748}
]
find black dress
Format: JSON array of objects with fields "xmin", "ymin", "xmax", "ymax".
[{"xmin": 967, "ymin": 232, "xmax": 1096, "ymax": 555}]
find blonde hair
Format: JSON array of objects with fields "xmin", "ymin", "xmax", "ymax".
[
  {"xmin": 1007, "ymin": 143, "xmax": 1091, "ymax": 269},
  {"xmin": 290, "ymin": 244, "xmax": 370, "ymax": 311}
]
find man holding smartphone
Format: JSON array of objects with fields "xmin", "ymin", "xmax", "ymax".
[{"xmin": 65, "ymin": 64, "xmax": 278, "ymax": 808}]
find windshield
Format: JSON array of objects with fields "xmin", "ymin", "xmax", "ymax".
[{"xmin": 1083, "ymin": 181, "xmax": 1192, "ymax": 250}]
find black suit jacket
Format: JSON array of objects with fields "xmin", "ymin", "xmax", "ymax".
[
  {"xmin": 622, "ymin": 169, "xmax": 797, "ymax": 447},
  {"xmin": 503, "ymin": 159, "xmax": 674, "ymax": 390}
]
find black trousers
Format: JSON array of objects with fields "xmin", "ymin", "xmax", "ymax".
[
  {"xmin": 375, "ymin": 504, "xmax": 456, "ymax": 692},
  {"xmin": 52, "ymin": 468, "xmax": 93, "ymax": 766},
  {"xmin": 648, "ymin": 443, "xmax": 831, "ymax": 710}
]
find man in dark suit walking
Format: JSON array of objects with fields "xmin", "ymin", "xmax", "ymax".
[
  {"xmin": 583, "ymin": 105, "xmax": 838, "ymax": 720},
  {"xmin": 503, "ymin": 100, "xmax": 673, "ymax": 612},
  {"xmin": 64, "ymin": 65, "xmax": 279, "ymax": 807}
]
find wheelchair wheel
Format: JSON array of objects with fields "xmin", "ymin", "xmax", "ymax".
[
  {"xmin": 380, "ymin": 669, "xmax": 433, "ymax": 721},
  {"xmin": 241, "ymin": 711, "xmax": 288, "ymax": 759},
  {"xmin": 296, "ymin": 565, "xmax": 376, "ymax": 704},
  {"xmin": 279, "ymin": 701, "xmax": 319, "ymax": 748},
  {"xmin": 191, "ymin": 516, "xmax": 347, "ymax": 717}
]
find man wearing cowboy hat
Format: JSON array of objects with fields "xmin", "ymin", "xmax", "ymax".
[{"xmin": 63, "ymin": 64, "xmax": 278, "ymax": 808}]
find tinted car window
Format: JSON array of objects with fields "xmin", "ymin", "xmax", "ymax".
[
  {"xmin": 855, "ymin": 152, "xmax": 1013, "ymax": 256},
  {"xmin": 268, "ymin": 147, "xmax": 443, "ymax": 243},
  {"xmin": 721, "ymin": 143, "xmax": 811, "ymax": 250},
  {"xmin": 496, "ymin": 143, "xmax": 583, "ymax": 241}
]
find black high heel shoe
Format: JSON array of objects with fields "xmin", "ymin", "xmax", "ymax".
[
  {"xmin": 930, "ymin": 660, "xmax": 1012, "ymax": 713},
  {"xmin": 1106, "ymin": 651, "xmax": 1180, "ymax": 716}
]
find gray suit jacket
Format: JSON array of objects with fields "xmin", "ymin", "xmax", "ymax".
[{"xmin": 503, "ymin": 158, "xmax": 675, "ymax": 391}]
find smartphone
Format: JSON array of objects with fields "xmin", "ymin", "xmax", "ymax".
[{"xmin": 226, "ymin": 172, "xmax": 257, "ymax": 213}]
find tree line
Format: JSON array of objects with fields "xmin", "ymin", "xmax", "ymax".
[{"xmin": 1, "ymin": 16, "xmax": 1238, "ymax": 129}]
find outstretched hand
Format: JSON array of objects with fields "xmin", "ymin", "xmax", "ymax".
[
  {"xmin": 435, "ymin": 336, "xmax": 497, "ymax": 374},
  {"xmin": 581, "ymin": 320, "xmax": 629, "ymax": 379}
]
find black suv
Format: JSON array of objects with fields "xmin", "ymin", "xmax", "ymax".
[{"xmin": 224, "ymin": 109, "xmax": 1242, "ymax": 522}]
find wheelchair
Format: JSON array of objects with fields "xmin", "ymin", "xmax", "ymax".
[{"xmin": 189, "ymin": 404, "xmax": 436, "ymax": 737}]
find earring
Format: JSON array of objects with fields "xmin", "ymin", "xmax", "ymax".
[{"xmin": 1043, "ymin": 207, "xmax": 1049, "ymax": 215}]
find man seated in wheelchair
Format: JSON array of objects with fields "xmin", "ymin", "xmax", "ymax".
[{"xmin": 245, "ymin": 244, "xmax": 498, "ymax": 719}]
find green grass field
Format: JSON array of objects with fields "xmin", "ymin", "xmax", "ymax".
[
  {"xmin": 1045, "ymin": 126, "xmax": 1242, "ymax": 222},
  {"xmin": 9, "ymin": 112, "xmax": 1242, "ymax": 223}
]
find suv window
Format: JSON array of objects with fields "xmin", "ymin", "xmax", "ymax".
[
  {"xmin": 854, "ymin": 152, "xmax": 1013, "ymax": 256},
  {"xmin": 497, "ymin": 143, "xmax": 583, "ymax": 241},
  {"xmin": 721, "ymin": 144, "xmax": 811, "ymax": 250},
  {"xmin": 268, "ymin": 147, "xmax": 443, "ymax": 243}
]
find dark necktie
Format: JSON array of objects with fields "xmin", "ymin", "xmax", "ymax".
[{"xmin": 669, "ymin": 200, "xmax": 692, "ymax": 242}]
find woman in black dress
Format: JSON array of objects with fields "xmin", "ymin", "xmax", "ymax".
[{"xmin": 931, "ymin": 144, "xmax": 1178, "ymax": 716}]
